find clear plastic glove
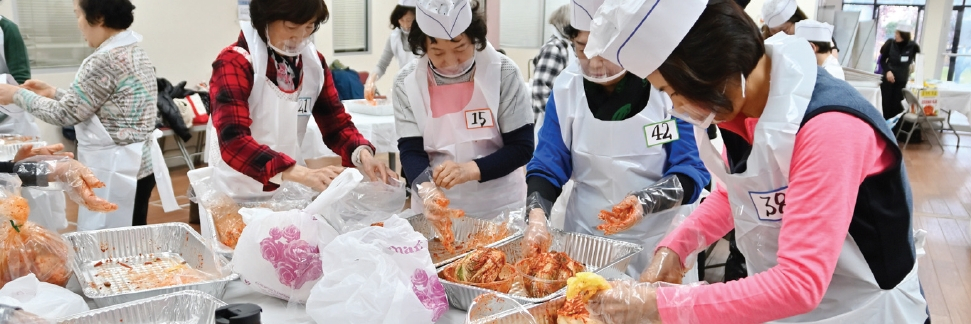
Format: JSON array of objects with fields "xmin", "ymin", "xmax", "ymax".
[
  {"xmin": 639, "ymin": 247, "xmax": 686, "ymax": 284},
  {"xmin": 282, "ymin": 165, "xmax": 346, "ymax": 192},
  {"xmin": 364, "ymin": 73, "xmax": 378, "ymax": 105},
  {"xmin": 522, "ymin": 193, "xmax": 552, "ymax": 258},
  {"xmin": 597, "ymin": 175, "xmax": 683, "ymax": 235},
  {"xmin": 588, "ymin": 280, "xmax": 663, "ymax": 324},
  {"xmin": 358, "ymin": 149, "xmax": 396, "ymax": 184},
  {"xmin": 14, "ymin": 143, "xmax": 73, "ymax": 162},
  {"xmin": 415, "ymin": 169, "xmax": 465, "ymax": 253},
  {"xmin": 432, "ymin": 160, "xmax": 480, "ymax": 190},
  {"xmin": 15, "ymin": 156, "xmax": 117, "ymax": 213}
]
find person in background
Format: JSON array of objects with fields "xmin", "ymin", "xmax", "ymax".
[
  {"xmin": 530, "ymin": 4, "xmax": 573, "ymax": 120},
  {"xmin": 879, "ymin": 23, "xmax": 920, "ymax": 119},
  {"xmin": 364, "ymin": 0, "xmax": 418, "ymax": 101},
  {"xmin": 522, "ymin": 0, "xmax": 709, "ymax": 278},
  {"xmin": 761, "ymin": 0, "xmax": 806, "ymax": 37},
  {"xmin": 581, "ymin": 0, "xmax": 929, "ymax": 322},
  {"xmin": 0, "ymin": 0, "xmax": 177, "ymax": 230},
  {"xmin": 795, "ymin": 20, "xmax": 845, "ymax": 80},
  {"xmin": 394, "ymin": 0, "xmax": 534, "ymax": 220},
  {"xmin": 0, "ymin": 1, "xmax": 29, "ymax": 85},
  {"xmin": 208, "ymin": 0, "xmax": 393, "ymax": 203}
]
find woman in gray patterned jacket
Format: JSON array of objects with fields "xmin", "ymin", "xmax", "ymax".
[{"xmin": 0, "ymin": 0, "xmax": 174, "ymax": 231}]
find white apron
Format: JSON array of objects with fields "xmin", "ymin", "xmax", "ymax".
[
  {"xmin": 76, "ymin": 31, "xmax": 178, "ymax": 231},
  {"xmin": 301, "ymin": 115, "xmax": 331, "ymax": 161},
  {"xmin": 208, "ymin": 22, "xmax": 324, "ymax": 200},
  {"xmin": 694, "ymin": 34, "xmax": 926, "ymax": 323},
  {"xmin": 552, "ymin": 63, "xmax": 697, "ymax": 277},
  {"xmin": 822, "ymin": 55, "xmax": 845, "ymax": 81},
  {"xmin": 405, "ymin": 42, "xmax": 527, "ymax": 219},
  {"xmin": 390, "ymin": 28, "xmax": 417, "ymax": 69}
]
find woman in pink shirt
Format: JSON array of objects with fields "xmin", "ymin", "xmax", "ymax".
[{"xmin": 581, "ymin": 0, "xmax": 929, "ymax": 323}]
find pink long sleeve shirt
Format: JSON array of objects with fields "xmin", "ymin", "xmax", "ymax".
[{"xmin": 655, "ymin": 111, "xmax": 896, "ymax": 324}]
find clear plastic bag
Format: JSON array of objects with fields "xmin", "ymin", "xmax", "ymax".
[
  {"xmin": 0, "ymin": 174, "xmax": 72, "ymax": 289},
  {"xmin": 321, "ymin": 176, "xmax": 406, "ymax": 234},
  {"xmin": 0, "ymin": 273, "xmax": 88, "ymax": 322}
]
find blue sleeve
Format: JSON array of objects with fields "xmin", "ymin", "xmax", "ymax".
[
  {"xmin": 526, "ymin": 95, "xmax": 572, "ymax": 191},
  {"xmin": 663, "ymin": 118, "xmax": 711, "ymax": 203},
  {"xmin": 398, "ymin": 137, "xmax": 431, "ymax": 183}
]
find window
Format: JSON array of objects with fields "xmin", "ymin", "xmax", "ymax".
[
  {"xmin": 332, "ymin": 0, "xmax": 369, "ymax": 53},
  {"xmin": 842, "ymin": 1, "xmax": 925, "ymax": 71},
  {"xmin": 14, "ymin": 0, "xmax": 94, "ymax": 69}
]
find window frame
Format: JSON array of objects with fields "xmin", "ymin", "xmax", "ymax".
[
  {"xmin": 11, "ymin": 0, "xmax": 94, "ymax": 70},
  {"xmin": 332, "ymin": 0, "xmax": 371, "ymax": 55}
]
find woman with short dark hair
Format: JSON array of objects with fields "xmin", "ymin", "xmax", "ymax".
[
  {"xmin": 0, "ymin": 0, "xmax": 176, "ymax": 230},
  {"xmin": 879, "ymin": 24, "xmax": 921, "ymax": 119},
  {"xmin": 578, "ymin": 0, "xmax": 929, "ymax": 323},
  {"xmin": 761, "ymin": 0, "xmax": 807, "ymax": 37},
  {"xmin": 207, "ymin": 0, "xmax": 393, "ymax": 202},
  {"xmin": 364, "ymin": 0, "xmax": 419, "ymax": 101},
  {"xmin": 394, "ymin": 0, "xmax": 534, "ymax": 220}
]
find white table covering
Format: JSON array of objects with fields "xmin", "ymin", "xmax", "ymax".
[
  {"xmin": 315, "ymin": 111, "xmax": 398, "ymax": 157},
  {"xmin": 909, "ymin": 82, "xmax": 971, "ymax": 117}
]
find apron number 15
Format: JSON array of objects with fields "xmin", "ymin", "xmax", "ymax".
[
  {"xmin": 749, "ymin": 187, "xmax": 787, "ymax": 221},
  {"xmin": 466, "ymin": 109, "xmax": 495, "ymax": 129}
]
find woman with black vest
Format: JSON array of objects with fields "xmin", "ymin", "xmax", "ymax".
[{"xmin": 879, "ymin": 23, "xmax": 921, "ymax": 119}]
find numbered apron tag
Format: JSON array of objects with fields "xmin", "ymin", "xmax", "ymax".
[
  {"xmin": 297, "ymin": 97, "xmax": 313, "ymax": 116},
  {"xmin": 465, "ymin": 109, "xmax": 495, "ymax": 129},
  {"xmin": 644, "ymin": 119, "xmax": 680, "ymax": 147},
  {"xmin": 749, "ymin": 187, "xmax": 787, "ymax": 221}
]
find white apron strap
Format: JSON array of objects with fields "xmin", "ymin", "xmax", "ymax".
[{"xmin": 150, "ymin": 129, "xmax": 181, "ymax": 212}]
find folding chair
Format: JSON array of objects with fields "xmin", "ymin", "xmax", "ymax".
[{"xmin": 896, "ymin": 89, "xmax": 958, "ymax": 151}]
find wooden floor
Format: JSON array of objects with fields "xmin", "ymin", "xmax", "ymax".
[{"xmin": 60, "ymin": 138, "xmax": 971, "ymax": 322}]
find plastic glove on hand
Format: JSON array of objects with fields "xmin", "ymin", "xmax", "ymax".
[
  {"xmin": 639, "ymin": 247, "xmax": 686, "ymax": 284},
  {"xmin": 522, "ymin": 208, "xmax": 552, "ymax": 258},
  {"xmin": 596, "ymin": 196, "xmax": 644, "ymax": 235},
  {"xmin": 588, "ymin": 280, "xmax": 662, "ymax": 324},
  {"xmin": 364, "ymin": 74, "xmax": 378, "ymax": 105},
  {"xmin": 419, "ymin": 183, "xmax": 465, "ymax": 253},
  {"xmin": 50, "ymin": 159, "xmax": 117, "ymax": 213}
]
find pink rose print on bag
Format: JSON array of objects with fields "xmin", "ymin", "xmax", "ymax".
[
  {"xmin": 260, "ymin": 225, "xmax": 324, "ymax": 290},
  {"xmin": 411, "ymin": 269, "xmax": 448, "ymax": 321}
]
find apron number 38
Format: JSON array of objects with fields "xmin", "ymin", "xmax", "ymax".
[{"xmin": 749, "ymin": 187, "xmax": 787, "ymax": 221}]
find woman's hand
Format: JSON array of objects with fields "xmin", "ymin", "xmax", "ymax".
[
  {"xmin": 639, "ymin": 247, "xmax": 687, "ymax": 284},
  {"xmin": 14, "ymin": 143, "xmax": 73, "ymax": 162},
  {"xmin": 359, "ymin": 149, "xmax": 396, "ymax": 183},
  {"xmin": 432, "ymin": 160, "xmax": 480, "ymax": 189},
  {"xmin": 48, "ymin": 159, "xmax": 117, "ymax": 212},
  {"xmin": 0, "ymin": 84, "xmax": 19, "ymax": 105},
  {"xmin": 886, "ymin": 71, "xmax": 896, "ymax": 84},
  {"xmin": 282, "ymin": 164, "xmax": 346, "ymax": 192},
  {"xmin": 522, "ymin": 208, "xmax": 553, "ymax": 258},
  {"xmin": 589, "ymin": 281, "xmax": 663, "ymax": 324},
  {"xmin": 364, "ymin": 74, "xmax": 378, "ymax": 105},
  {"xmin": 21, "ymin": 80, "xmax": 56, "ymax": 99}
]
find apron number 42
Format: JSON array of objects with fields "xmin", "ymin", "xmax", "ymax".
[
  {"xmin": 644, "ymin": 119, "xmax": 680, "ymax": 147},
  {"xmin": 749, "ymin": 187, "xmax": 787, "ymax": 221}
]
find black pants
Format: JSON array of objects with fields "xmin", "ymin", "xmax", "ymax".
[
  {"xmin": 880, "ymin": 78, "xmax": 907, "ymax": 119},
  {"xmin": 133, "ymin": 175, "xmax": 156, "ymax": 226}
]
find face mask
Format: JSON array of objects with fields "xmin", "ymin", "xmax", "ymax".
[
  {"xmin": 669, "ymin": 73, "xmax": 746, "ymax": 129},
  {"xmin": 266, "ymin": 28, "xmax": 312, "ymax": 57},
  {"xmin": 579, "ymin": 55, "xmax": 627, "ymax": 84},
  {"xmin": 431, "ymin": 53, "xmax": 476, "ymax": 78},
  {"xmin": 583, "ymin": 69, "xmax": 627, "ymax": 83}
]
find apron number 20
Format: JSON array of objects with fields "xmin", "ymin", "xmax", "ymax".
[
  {"xmin": 466, "ymin": 109, "xmax": 495, "ymax": 129},
  {"xmin": 644, "ymin": 119, "xmax": 680, "ymax": 147},
  {"xmin": 749, "ymin": 187, "xmax": 787, "ymax": 221}
]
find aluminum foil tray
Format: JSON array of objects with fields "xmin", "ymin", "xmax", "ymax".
[
  {"xmin": 63, "ymin": 223, "xmax": 239, "ymax": 308},
  {"xmin": 439, "ymin": 230, "xmax": 642, "ymax": 310},
  {"xmin": 56, "ymin": 290, "xmax": 227, "ymax": 324},
  {"xmin": 407, "ymin": 214, "xmax": 522, "ymax": 268}
]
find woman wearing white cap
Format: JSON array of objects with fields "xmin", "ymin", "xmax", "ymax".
[
  {"xmin": 761, "ymin": 0, "xmax": 806, "ymax": 37},
  {"xmin": 879, "ymin": 23, "xmax": 920, "ymax": 119},
  {"xmin": 576, "ymin": 0, "xmax": 928, "ymax": 323},
  {"xmin": 521, "ymin": 0, "xmax": 710, "ymax": 278},
  {"xmin": 364, "ymin": 0, "xmax": 419, "ymax": 101},
  {"xmin": 795, "ymin": 20, "xmax": 844, "ymax": 80},
  {"xmin": 394, "ymin": 0, "xmax": 534, "ymax": 219}
]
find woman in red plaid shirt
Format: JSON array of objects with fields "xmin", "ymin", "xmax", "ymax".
[{"xmin": 208, "ymin": 0, "xmax": 393, "ymax": 199}]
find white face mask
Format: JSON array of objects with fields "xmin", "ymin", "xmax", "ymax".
[
  {"xmin": 669, "ymin": 73, "xmax": 746, "ymax": 128},
  {"xmin": 583, "ymin": 69, "xmax": 627, "ymax": 83},
  {"xmin": 266, "ymin": 28, "xmax": 312, "ymax": 57},
  {"xmin": 430, "ymin": 53, "xmax": 476, "ymax": 78},
  {"xmin": 579, "ymin": 55, "xmax": 627, "ymax": 84}
]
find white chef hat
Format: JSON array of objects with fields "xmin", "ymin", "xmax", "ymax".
[
  {"xmin": 584, "ymin": 0, "xmax": 707, "ymax": 78},
  {"xmin": 897, "ymin": 22, "xmax": 914, "ymax": 33},
  {"xmin": 794, "ymin": 20, "xmax": 834, "ymax": 43},
  {"xmin": 416, "ymin": 0, "xmax": 473, "ymax": 40},
  {"xmin": 571, "ymin": 0, "xmax": 606, "ymax": 31},
  {"xmin": 762, "ymin": 0, "xmax": 798, "ymax": 29},
  {"xmin": 399, "ymin": 0, "xmax": 417, "ymax": 7}
]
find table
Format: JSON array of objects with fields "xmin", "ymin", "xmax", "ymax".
[
  {"xmin": 909, "ymin": 82, "xmax": 971, "ymax": 118},
  {"xmin": 848, "ymin": 81, "xmax": 882, "ymax": 113},
  {"xmin": 315, "ymin": 111, "xmax": 398, "ymax": 156}
]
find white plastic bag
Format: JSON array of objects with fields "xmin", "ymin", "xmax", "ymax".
[
  {"xmin": 307, "ymin": 215, "xmax": 448, "ymax": 324},
  {"xmin": 0, "ymin": 274, "xmax": 88, "ymax": 321}
]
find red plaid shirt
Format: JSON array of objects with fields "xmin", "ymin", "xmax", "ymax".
[{"xmin": 209, "ymin": 33, "xmax": 373, "ymax": 190}]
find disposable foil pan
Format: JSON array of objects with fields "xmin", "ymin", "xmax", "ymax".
[
  {"xmin": 56, "ymin": 290, "xmax": 227, "ymax": 324},
  {"xmin": 63, "ymin": 223, "xmax": 239, "ymax": 308},
  {"xmin": 439, "ymin": 230, "xmax": 642, "ymax": 310},
  {"xmin": 407, "ymin": 214, "xmax": 522, "ymax": 268}
]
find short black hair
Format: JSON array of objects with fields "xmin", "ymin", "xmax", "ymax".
[
  {"xmin": 898, "ymin": 31, "xmax": 912, "ymax": 43},
  {"xmin": 408, "ymin": 2, "xmax": 488, "ymax": 55},
  {"xmin": 563, "ymin": 25, "xmax": 580, "ymax": 41},
  {"xmin": 390, "ymin": 5, "xmax": 416, "ymax": 29},
  {"xmin": 78, "ymin": 0, "xmax": 135, "ymax": 30},
  {"xmin": 249, "ymin": 0, "xmax": 329, "ymax": 43},
  {"xmin": 657, "ymin": 0, "xmax": 764, "ymax": 114},
  {"xmin": 810, "ymin": 41, "xmax": 833, "ymax": 54},
  {"xmin": 790, "ymin": 7, "xmax": 808, "ymax": 23}
]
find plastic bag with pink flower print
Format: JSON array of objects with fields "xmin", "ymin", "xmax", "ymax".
[{"xmin": 307, "ymin": 214, "xmax": 448, "ymax": 324}]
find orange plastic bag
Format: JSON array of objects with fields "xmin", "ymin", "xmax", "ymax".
[{"xmin": 0, "ymin": 175, "xmax": 72, "ymax": 288}]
